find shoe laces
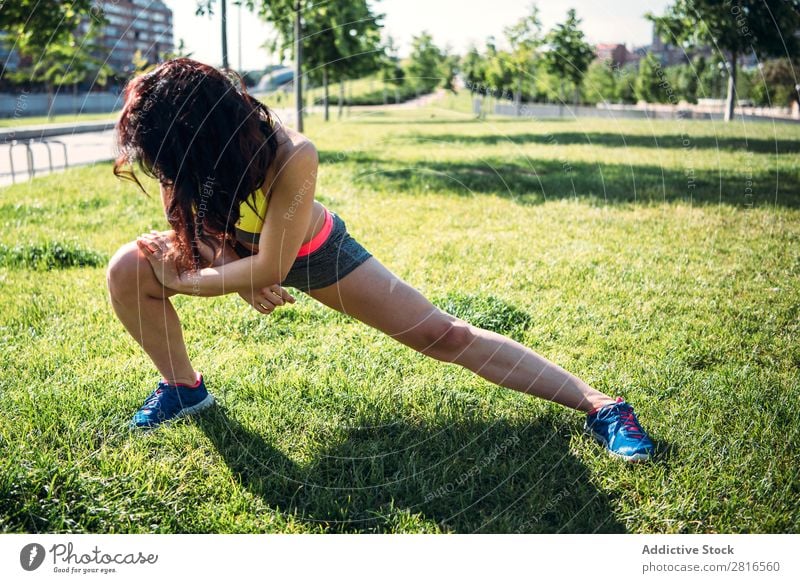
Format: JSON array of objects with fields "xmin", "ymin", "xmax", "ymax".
[
  {"xmin": 617, "ymin": 405, "xmax": 643, "ymax": 439},
  {"xmin": 142, "ymin": 385, "xmax": 169, "ymax": 410}
]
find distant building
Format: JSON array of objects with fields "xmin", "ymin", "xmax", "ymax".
[
  {"xmin": 627, "ymin": 46, "xmax": 646, "ymax": 67},
  {"xmin": 649, "ymin": 28, "xmax": 689, "ymax": 66},
  {"xmin": 595, "ymin": 43, "xmax": 630, "ymax": 67},
  {"xmin": 1, "ymin": 0, "xmax": 173, "ymax": 80},
  {"xmin": 80, "ymin": 0, "xmax": 174, "ymax": 76}
]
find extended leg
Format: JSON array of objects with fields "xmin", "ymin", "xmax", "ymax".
[{"xmin": 307, "ymin": 257, "xmax": 615, "ymax": 413}]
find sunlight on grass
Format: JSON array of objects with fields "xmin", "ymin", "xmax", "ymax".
[
  {"xmin": 1, "ymin": 97, "xmax": 798, "ymax": 533},
  {"xmin": 0, "ymin": 112, "xmax": 117, "ymax": 128}
]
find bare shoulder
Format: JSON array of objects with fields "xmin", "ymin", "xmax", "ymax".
[
  {"xmin": 275, "ymin": 125, "xmax": 318, "ymax": 173},
  {"xmin": 259, "ymin": 125, "xmax": 317, "ymax": 196}
]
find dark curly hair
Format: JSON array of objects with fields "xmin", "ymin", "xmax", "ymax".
[{"xmin": 114, "ymin": 58, "xmax": 282, "ymax": 273}]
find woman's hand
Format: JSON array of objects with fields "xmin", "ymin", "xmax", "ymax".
[
  {"xmin": 136, "ymin": 230, "xmax": 296, "ymax": 312},
  {"xmin": 136, "ymin": 230, "xmax": 183, "ymax": 290},
  {"xmin": 239, "ymin": 284, "xmax": 296, "ymax": 315}
]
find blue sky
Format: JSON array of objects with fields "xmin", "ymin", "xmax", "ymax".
[{"xmin": 164, "ymin": 0, "xmax": 671, "ymax": 70}]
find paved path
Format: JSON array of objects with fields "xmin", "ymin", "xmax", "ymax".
[{"xmin": 0, "ymin": 129, "xmax": 116, "ymax": 188}]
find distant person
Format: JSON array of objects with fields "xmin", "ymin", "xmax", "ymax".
[{"xmin": 108, "ymin": 58, "xmax": 655, "ymax": 462}]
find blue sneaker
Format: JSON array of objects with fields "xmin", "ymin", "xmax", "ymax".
[
  {"xmin": 130, "ymin": 374, "xmax": 215, "ymax": 429},
  {"xmin": 585, "ymin": 397, "xmax": 655, "ymax": 462}
]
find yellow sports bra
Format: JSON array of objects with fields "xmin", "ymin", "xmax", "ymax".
[{"xmin": 234, "ymin": 187, "xmax": 268, "ymax": 245}]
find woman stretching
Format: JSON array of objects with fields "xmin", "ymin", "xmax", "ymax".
[{"xmin": 107, "ymin": 58, "xmax": 654, "ymax": 462}]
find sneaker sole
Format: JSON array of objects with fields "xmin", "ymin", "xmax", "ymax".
[
  {"xmin": 174, "ymin": 393, "xmax": 216, "ymax": 418},
  {"xmin": 586, "ymin": 429, "xmax": 653, "ymax": 463},
  {"xmin": 131, "ymin": 393, "xmax": 216, "ymax": 430}
]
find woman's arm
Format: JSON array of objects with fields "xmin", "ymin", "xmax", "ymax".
[{"xmin": 137, "ymin": 141, "xmax": 318, "ymax": 297}]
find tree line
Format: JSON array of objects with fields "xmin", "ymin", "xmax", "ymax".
[
  {"xmin": 2, "ymin": 1, "xmax": 798, "ymax": 125},
  {"xmin": 462, "ymin": 1, "xmax": 800, "ymax": 121}
]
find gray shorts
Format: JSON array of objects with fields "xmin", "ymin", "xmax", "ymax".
[{"xmin": 234, "ymin": 210, "xmax": 372, "ymax": 292}]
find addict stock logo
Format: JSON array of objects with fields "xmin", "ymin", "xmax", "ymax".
[{"xmin": 20, "ymin": 543, "xmax": 46, "ymax": 571}]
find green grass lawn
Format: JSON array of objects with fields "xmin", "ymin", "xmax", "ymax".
[
  {"xmin": 1, "ymin": 96, "xmax": 799, "ymax": 533},
  {"xmin": 0, "ymin": 111, "xmax": 117, "ymax": 128},
  {"xmin": 261, "ymin": 75, "xmax": 422, "ymax": 110}
]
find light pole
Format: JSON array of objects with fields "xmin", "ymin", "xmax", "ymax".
[
  {"xmin": 237, "ymin": 2, "xmax": 242, "ymax": 72},
  {"xmin": 294, "ymin": 0, "xmax": 303, "ymax": 132},
  {"xmin": 221, "ymin": 0, "xmax": 229, "ymax": 69}
]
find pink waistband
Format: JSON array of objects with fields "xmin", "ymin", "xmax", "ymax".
[{"xmin": 296, "ymin": 207, "xmax": 333, "ymax": 258}]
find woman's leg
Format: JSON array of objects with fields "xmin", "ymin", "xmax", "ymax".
[
  {"xmin": 307, "ymin": 257, "xmax": 615, "ymax": 413},
  {"xmin": 106, "ymin": 240, "xmax": 197, "ymax": 385},
  {"xmin": 105, "ymin": 234, "xmax": 240, "ymax": 385}
]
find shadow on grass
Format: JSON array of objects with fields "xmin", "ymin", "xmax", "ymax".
[
  {"xmin": 409, "ymin": 132, "xmax": 800, "ymax": 154},
  {"xmin": 320, "ymin": 150, "xmax": 797, "ymax": 207},
  {"xmin": 196, "ymin": 405, "xmax": 625, "ymax": 533}
]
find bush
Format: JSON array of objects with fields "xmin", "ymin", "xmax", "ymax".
[{"xmin": 0, "ymin": 241, "xmax": 106, "ymax": 270}]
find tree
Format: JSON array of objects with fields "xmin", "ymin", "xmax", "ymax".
[
  {"xmin": 681, "ymin": 55, "xmax": 705, "ymax": 104},
  {"xmin": 406, "ymin": 32, "xmax": 445, "ymax": 94},
  {"xmin": 483, "ymin": 42, "xmax": 515, "ymax": 100},
  {"xmin": 0, "ymin": 0, "xmax": 94, "ymax": 53},
  {"xmin": 461, "ymin": 45, "xmax": 489, "ymax": 117},
  {"xmin": 164, "ymin": 39, "xmax": 194, "ymax": 61},
  {"xmin": 584, "ymin": 59, "xmax": 622, "ymax": 104},
  {"xmin": 132, "ymin": 50, "xmax": 151, "ymax": 75},
  {"xmin": 648, "ymin": 0, "xmax": 800, "ymax": 121},
  {"xmin": 693, "ymin": 54, "xmax": 708, "ymax": 91},
  {"xmin": 199, "ymin": 0, "xmax": 307, "ymax": 130},
  {"xmin": 618, "ymin": 65, "xmax": 638, "ymax": 104},
  {"xmin": 380, "ymin": 36, "xmax": 406, "ymax": 104},
  {"xmin": 460, "ymin": 45, "xmax": 485, "ymax": 95},
  {"xmin": 299, "ymin": 1, "xmax": 383, "ymax": 120},
  {"xmin": 9, "ymin": 22, "xmax": 112, "ymax": 119},
  {"xmin": 542, "ymin": 9, "xmax": 595, "ymax": 107},
  {"xmin": 440, "ymin": 49, "xmax": 459, "ymax": 94},
  {"xmin": 208, "ymin": 1, "xmax": 383, "ymax": 126},
  {"xmin": 0, "ymin": 0, "xmax": 100, "ymax": 103},
  {"xmin": 752, "ymin": 58, "xmax": 800, "ymax": 107},
  {"xmin": 694, "ymin": 53, "xmax": 728, "ymax": 99},
  {"xmin": 504, "ymin": 3, "xmax": 542, "ymax": 113},
  {"xmin": 635, "ymin": 52, "xmax": 663, "ymax": 103}
]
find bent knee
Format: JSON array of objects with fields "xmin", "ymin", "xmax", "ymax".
[
  {"xmin": 415, "ymin": 315, "xmax": 474, "ymax": 359},
  {"xmin": 106, "ymin": 242, "xmax": 159, "ymax": 299}
]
